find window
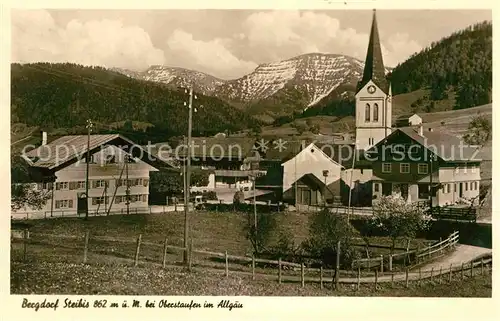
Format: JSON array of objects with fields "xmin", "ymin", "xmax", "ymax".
[
  {"xmin": 92, "ymin": 197, "xmax": 105, "ymax": 205},
  {"xmin": 365, "ymin": 103, "xmax": 371, "ymax": 122},
  {"xmin": 418, "ymin": 163, "xmax": 428, "ymax": 174},
  {"xmin": 418, "ymin": 184, "xmax": 430, "ymax": 199},
  {"xmin": 400, "ymin": 163, "xmax": 410, "ymax": 174},
  {"xmin": 454, "ymin": 184, "xmax": 457, "ymax": 192},
  {"xmin": 446, "ymin": 184, "xmax": 451, "ymax": 194},
  {"xmin": 373, "ymin": 103, "xmax": 379, "ymax": 121},
  {"xmin": 55, "ymin": 199, "xmax": 73, "ymax": 209},
  {"xmin": 475, "ymin": 181, "xmax": 478, "ymax": 190},
  {"xmin": 382, "ymin": 163, "xmax": 392, "ymax": 173},
  {"xmin": 142, "ymin": 195, "xmax": 148, "ymax": 202},
  {"xmin": 143, "ymin": 179, "xmax": 149, "ymax": 187},
  {"xmin": 93, "ymin": 180, "xmax": 107, "ymax": 188},
  {"xmin": 55, "ymin": 182, "xmax": 68, "ymax": 190},
  {"xmin": 69, "ymin": 181, "xmax": 85, "ymax": 190},
  {"xmin": 114, "ymin": 196, "xmax": 122, "ymax": 204},
  {"xmin": 465, "ymin": 182, "xmax": 468, "ymax": 191},
  {"xmin": 374, "ymin": 183, "xmax": 380, "ymax": 192},
  {"xmin": 130, "ymin": 195, "xmax": 138, "ymax": 202}
]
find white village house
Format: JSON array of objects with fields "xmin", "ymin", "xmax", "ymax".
[{"xmin": 14, "ymin": 134, "xmax": 173, "ymax": 217}]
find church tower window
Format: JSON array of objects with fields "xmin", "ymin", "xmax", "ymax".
[
  {"xmin": 373, "ymin": 103, "xmax": 379, "ymax": 121},
  {"xmin": 365, "ymin": 103, "xmax": 371, "ymax": 122}
]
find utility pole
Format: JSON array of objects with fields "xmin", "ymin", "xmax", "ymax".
[
  {"xmin": 429, "ymin": 152, "xmax": 435, "ymax": 215},
  {"xmin": 85, "ymin": 119, "xmax": 93, "ymax": 220},
  {"xmin": 347, "ymin": 146, "xmax": 356, "ymax": 222},
  {"xmin": 125, "ymin": 154, "xmax": 130, "ymax": 216},
  {"xmin": 183, "ymin": 87, "xmax": 194, "ymax": 264},
  {"xmin": 322, "ymin": 170, "xmax": 329, "ymax": 206}
]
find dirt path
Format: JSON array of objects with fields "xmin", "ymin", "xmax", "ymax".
[{"xmin": 418, "ymin": 244, "xmax": 492, "ymax": 271}]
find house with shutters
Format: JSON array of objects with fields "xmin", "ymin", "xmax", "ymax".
[
  {"xmin": 15, "ymin": 133, "xmax": 174, "ymax": 217},
  {"xmin": 368, "ymin": 125, "xmax": 482, "ymax": 207}
]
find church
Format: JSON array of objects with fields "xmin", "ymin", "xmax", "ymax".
[{"xmin": 355, "ymin": 9, "xmax": 392, "ymax": 151}]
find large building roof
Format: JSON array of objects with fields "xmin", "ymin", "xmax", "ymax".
[
  {"xmin": 374, "ymin": 127, "xmax": 482, "ymax": 162},
  {"xmin": 22, "ymin": 134, "xmax": 176, "ymax": 170}
]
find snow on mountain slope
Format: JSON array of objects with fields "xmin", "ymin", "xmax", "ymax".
[
  {"xmin": 113, "ymin": 53, "xmax": 392, "ymax": 109},
  {"xmin": 112, "ymin": 66, "xmax": 226, "ymax": 95}
]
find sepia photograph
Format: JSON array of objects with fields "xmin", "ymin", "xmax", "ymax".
[{"xmin": 9, "ymin": 6, "xmax": 493, "ymax": 300}]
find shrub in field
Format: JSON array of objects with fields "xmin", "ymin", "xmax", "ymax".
[
  {"xmin": 371, "ymin": 195, "xmax": 430, "ymax": 254},
  {"xmin": 243, "ymin": 212, "xmax": 278, "ymax": 255},
  {"xmin": 302, "ymin": 208, "xmax": 361, "ymax": 268}
]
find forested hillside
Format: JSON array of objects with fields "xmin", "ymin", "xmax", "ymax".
[
  {"xmin": 388, "ymin": 20, "xmax": 492, "ymax": 110},
  {"xmin": 289, "ymin": 20, "xmax": 491, "ymax": 123},
  {"xmin": 11, "ymin": 63, "xmax": 260, "ymax": 142}
]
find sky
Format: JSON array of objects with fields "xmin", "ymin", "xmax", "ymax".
[{"xmin": 11, "ymin": 9, "xmax": 492, "ymax": 80}]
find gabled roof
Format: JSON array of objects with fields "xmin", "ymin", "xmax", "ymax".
[
  {"xmin": 395, "ymin": 113, "xmax": 421, "ymax": 121},
  {"xmin": 22, "ymin": 134, "xmax": 176, "ymax": 171},
  {"xmin": 356, "ymin": 9, "xmax": 389, "ymax": 94},
  {"xmin": 368, "ymin": 127, "xmax": 482, "ymax": 163},
  {"xmin": 281, "ymin": 142, "xmax": 344, "ymax": 168}
]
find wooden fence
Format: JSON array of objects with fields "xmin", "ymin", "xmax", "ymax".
[
  {"xmin": 12, "ymin": 229, "xmax": 490, "ymax": 292},
  {"xmin": 351, "ymin": 231, "xmax": 459, "ymax": 271},
  {"xmin": 430, "ymin": 207, "xmax": 477, "ymax": 223}
]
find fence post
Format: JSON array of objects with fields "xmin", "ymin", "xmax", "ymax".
[
  {"xmin": 391, "ymin": 272, "xmax": 394, "ymax": 288},
  {"xmin": 439, "ymin": 237, "xmax": 442, "ymax": 255},
  {"xmin": 461, "ymin": 263, "xmax": 464, "ymax": 280},
  {"xmin": 278, "ymin": 258, "xmax": 282, "ymax": 284},
  {"xmin": 374, "ymin": 269, "xmax": 378, "ymax": 291},
  {"xmin": 389, "ymin": 254, "xmax": 393, "ymax": 272},
  {"xmin": 481, "ymin": 258, "xmax": 484, "ymax": 275},
  {"xmin": 252, "ymin": 254, "xmax": 255, "ymax": 280},
  {"xmin": 470, "ymin": 261, "xmax": 473, "ymax": 278},
  {"xmin": 225, "ymin": 251, "xmax": 229, "ymax": 277},
  {"xmin": 301, "ymin": 262, "xmax": 305, "ymax": 288},
  {"xmin": 188, "ymin": 239, "xmax": 193, "ymax": 271},
  {"xmin": 320, "ymin": 266, "xmax": 323, "ymax": 289},
  {"xmin": 430, "ymin": 267, "xmax": 434, "ymax": 283},
  {"xmin": 335, "ymin": 241, "xmax": 340, "ymax": 289},
  {"xmin": 83, "ymin": 230, "xmax": 90, "ymax": 264},
  {"xmin": 418, "ymin": 268, "xmax": 422, "ymax": 286},
  {"xmin": 162, "ymin": 238, "xmax": 168, "ymax": 268},
  {"xmin": 439, "ymin": 266, "xmax": 442, "ymax": 284},
  {"xmin": 357, "ymin": 267, "xmax": 360, "ymax": 291},
  {"xmin": 23, "ymin": 229, "xmax": 28, "ymax": 262},
  {"xmin": 405, "ymin": 268, "xmax": 409, "ymax": 288},
  {"xmin": 449, "ymin": 264, "xmax": 452, "ymax": 283},
  {"xmin": 380, "ymin": 255, "xmax": 384, "ymax": 274},
  {"xmin": 134, "ymin": 234, "xmax": 142, "ymax": 267}
]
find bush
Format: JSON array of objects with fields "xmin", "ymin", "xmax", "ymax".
[{"xmin": 302, "ymin": 208, "xmax": 361, "ymax": 268}]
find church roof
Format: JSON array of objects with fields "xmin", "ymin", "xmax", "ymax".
[{"xmin": 357, "ymin": 9, "xmax": 389, "ymax": 94}]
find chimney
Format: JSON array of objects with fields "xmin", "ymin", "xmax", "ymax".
[
  {"xmin": 41, "ymin": 131, "xmax": 47, "ymax": 145},
  {"xmin": 418, "ymin": 125, "xmax": 423, "ymax": 136}
]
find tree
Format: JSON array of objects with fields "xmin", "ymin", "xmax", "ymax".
[
  {"xmin": 302, "ymin": 208, "xmax": 361, "ymax": 268},
  {"xmin": 371, "ymin": 195, "xmax": 430, "ymax": 254},
  {"xmin": 11, "ymin": 155, "xmax": 51, "ymax": 211},
  {"xmin": 244, "ymin": 212, "xmax": 277, "ymax": 255},
  {"xmin": 233, "ymin": 190, "xmax": 245, "ymax": 205},
  {"xmin": 11, "ymin": 184, "xmax": 51, "ymax": 212},
  {"xmin": 149, "ymin": 169, "xmax": 210, "ymax": 196},
  {"xmin": 463, "ymin": 114, "xmax": 491, "ymax": 146}
]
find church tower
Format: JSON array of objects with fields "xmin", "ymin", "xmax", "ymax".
[{"xmin": 355, "ymin": 9, "xmax": 392, "ymax": 150}]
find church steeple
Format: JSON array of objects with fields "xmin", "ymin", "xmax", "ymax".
[{"xmin": 357, "ymin": 9, "xmax": 388, "ymax": 94}]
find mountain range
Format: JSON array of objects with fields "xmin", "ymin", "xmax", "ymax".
[{"xmin": 113, "ymin": 53, "xmax": 391, "ymax": 121}]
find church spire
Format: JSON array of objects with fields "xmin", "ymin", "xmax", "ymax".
[{"xmin": 357, "ymin": 9, "xmax": 388, "ymax": 93}]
